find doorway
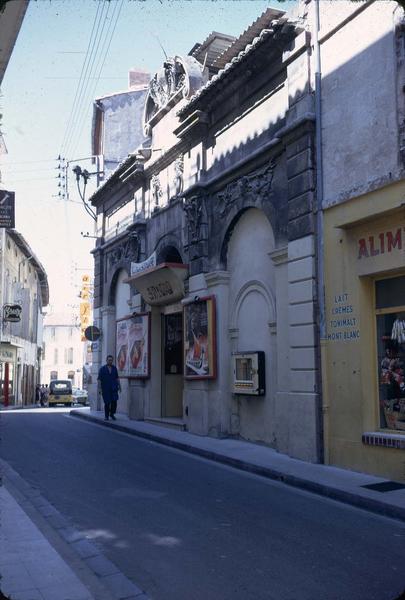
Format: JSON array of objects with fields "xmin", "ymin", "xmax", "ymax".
[{"xmin": 162, "ymin": 312, "xmax": 183, "ymax": 417}]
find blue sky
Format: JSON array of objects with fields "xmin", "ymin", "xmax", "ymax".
[{"xmin": 1, "ymin": 0, "xmax": 296, "ymax": 311}]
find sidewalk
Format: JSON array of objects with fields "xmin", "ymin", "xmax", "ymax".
[
  {"xmin": 71, "ymin": 408, "xmax": 405, "ymax": 523},
  {"xmin": 0, "ymin": 484, "xmax": 94, "ymax": 600},
  {"xmin": 0, "ymin": 454, "xmax": 148, "ymax": 600}
]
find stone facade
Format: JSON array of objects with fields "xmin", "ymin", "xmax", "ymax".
[{"xmin": 89, "ymin": 7, "xmax": 322, "ymax": 462}]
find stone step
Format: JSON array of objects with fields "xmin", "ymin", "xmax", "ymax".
[{"xmin": 144, "ymin": 416, "xmax": 186, "ymax": 431}]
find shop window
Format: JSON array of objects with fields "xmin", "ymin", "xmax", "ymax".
[
  {"xmin": 376, "ymin": 276, "xmax": 405, "ymax": 431},
  {"xmin": 67, "ymin": 370, "xmax": 75, "ymax": 380},
  {"xmin": 50, "ymin": 371, "xmax": 58, "ymax": 380}
]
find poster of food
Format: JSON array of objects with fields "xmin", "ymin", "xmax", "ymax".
[
  {"xmin": 116, "ymin": 319, "xmax": 129, "ymax": 374},
  {"xmin": 116, "ymin": 313, "xmax": 150, "ymax": 378},
  {"xmin": 184, "ymin": 296, "xmax": 216, "ymax": 379}
]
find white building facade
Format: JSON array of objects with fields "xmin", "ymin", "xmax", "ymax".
[{"xmin": 42, "ymin": 313, "xmax": 86, "ymax": 388}]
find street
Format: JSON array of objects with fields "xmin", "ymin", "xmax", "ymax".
[{"xmin": 1, "ymin": 408, "xmax": 405, "ymax": 600}]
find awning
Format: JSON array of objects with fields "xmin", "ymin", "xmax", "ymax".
[{"xmin": 123, "ymin": 262, "xmax": 188, "ymax": 306}]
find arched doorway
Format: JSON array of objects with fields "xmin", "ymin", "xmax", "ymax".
[{"xmin": 226, "ymin": 208, "xmax": 277, "ymax": 443}]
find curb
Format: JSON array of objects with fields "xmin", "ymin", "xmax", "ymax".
[
  {"xmin": 0, "ymin": 458, "xmax": 149, "ymax": 600},
  {"xmin": 70, "ymin": 410, "xmax": 405, "ymax": 524}
]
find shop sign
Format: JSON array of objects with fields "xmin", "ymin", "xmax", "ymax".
[
  {"xmin": 131, "ymin": 252, "xmax": 156, "ymax": 276},
  {"xmin": 145, "ymin": 280, "xmax": 174, "ymax": 302},
  {"xmin": 327, "ymin": 292, "xmax": 360, "ymax": 342},
  {"xmin": 0, "ymin": 346, "xmax": 16, "ymax": 362},
  {"xmin": 3, "ymin": 304, "xmax": 22, "ymax": 322},
  {"xmin": 0, "ymin": 190, "xmax": 15, "ymax": 228},
  {"xmin": 126, "ymin": 262, "xmax": 188, "ymax": 306},
  {"xmin": 358, "ymin": 228, "xmax": 404, "ymax": 259}
]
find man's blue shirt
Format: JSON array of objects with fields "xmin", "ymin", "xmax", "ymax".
[{"xmin": 98, "ymin": 364, "xmax": 120, "ymax": 402}]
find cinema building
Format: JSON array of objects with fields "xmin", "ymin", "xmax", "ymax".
[{"xmin": 89, "ymin": 8, "xmax": 323, "ymax": 463}]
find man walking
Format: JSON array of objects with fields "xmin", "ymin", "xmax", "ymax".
[{"xmin": 97, "ymin": 355, "xmax": 121, "ymax": 421}]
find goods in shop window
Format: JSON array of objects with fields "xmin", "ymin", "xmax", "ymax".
[{"xmin": 391, "ymin": 318, "xmax": 405, "ymax": 344}]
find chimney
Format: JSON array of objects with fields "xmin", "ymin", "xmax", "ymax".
[{"xmin": 128, "ymin": 68, "xmax": 150, "ymax": 90}]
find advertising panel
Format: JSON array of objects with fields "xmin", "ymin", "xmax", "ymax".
[
  {"xmin": 116, "ymin": 313, "xmax": 150, "ymax": 378},
  {"xmin": 183, "ymin": 296, "xmax": 216, "ymax": 379}
]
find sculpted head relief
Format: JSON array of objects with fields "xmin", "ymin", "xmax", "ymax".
[{"xmin": 143, "ymin": 55, "xmax": 208, "ymax": 136}]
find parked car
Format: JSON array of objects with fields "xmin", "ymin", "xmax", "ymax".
[
  {"xmin": 72, "ymin": 387, "xmax": 88, "ymax": 405},
  {"xmin": 48, "ymin": 380, "xmax": 73, "ymax": 407}
]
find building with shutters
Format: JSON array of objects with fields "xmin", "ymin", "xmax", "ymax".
[{"xmin": 0, "ymin": 229, "xmax": 49, "ymax": 406}]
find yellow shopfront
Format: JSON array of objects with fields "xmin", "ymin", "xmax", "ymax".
[{"xmin": 323, "ymin": 181, "xmax": 405, "ymax": 481}]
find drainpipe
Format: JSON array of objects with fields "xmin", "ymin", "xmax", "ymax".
[{"xmin": 313, "ymin": 0, "xmax": 329, "ymax": 464}]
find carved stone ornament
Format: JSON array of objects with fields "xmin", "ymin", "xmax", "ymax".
[
  {"xmin": 143, "ymin": 55, "xmax": 208, "ymax": 136},
  {"xmin": 174, "ymin": 155, "xmax": 184, "ymax": 196},
  {"xmin": 107, "ymin": 232, "xmax": 140, "ymax": 267},
  {"xmin": 151, "ymin": 174, "xmax": 163, "ymax": 207},
  {"xmin": 183, "ymin": 194, "xmax": 203, "ymax": 244},
  {"xmin": 216, "ymin": 160, "xmax": 276, "ymax": 219}
]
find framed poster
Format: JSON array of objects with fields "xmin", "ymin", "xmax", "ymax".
[
  {"xmin": 116, "ymin": 312, "xmax": 150, "ymax": 378},
  {"xmin": 183, "ymin": 295, "xmax": 216, "ymax": 379}
]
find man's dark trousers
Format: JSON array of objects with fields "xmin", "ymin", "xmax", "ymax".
[{"xmin": 104, "ymin": 399, "xmax": 117, "ymax": 419}]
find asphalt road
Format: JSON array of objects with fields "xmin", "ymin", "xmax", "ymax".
[{"xmin": 1, "ymin": 408, "xmax": 405, "ymax": 600}]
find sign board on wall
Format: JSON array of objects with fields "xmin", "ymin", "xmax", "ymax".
[
  {"xmin": 80, "ymin": 275, "xmax": 92, "ymax": 341},
  {"xmin": 0, "ymin": 190, "xmax": 15, "ymax": 228},
  {"xmin": 0, "ymin": 345, "xmax": 16, "ymax": 362},
  {"xmin": 130, "ymin": 252, "xmax": 157, "ymax": 276},
  {"xmin": 327, "ymin": 292, "xmax": 360, "ymax": 342},
  {"xmin": 3, "ymin": 304, "xmax": 22, "ymax": 323}
]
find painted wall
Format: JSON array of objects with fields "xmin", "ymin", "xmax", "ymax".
[
  {"xmin": 323, "ymin": 180, "xmax": 405, "ymax": 481},
  {"xmin": 99, "ymin": 88, "xmax": 148, "ymax": 178},
  {"xmin": 320, "ymin": 0, "xmax": 400, "ymax": 206}
]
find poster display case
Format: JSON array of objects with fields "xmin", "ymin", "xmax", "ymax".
[
  {"xmin": 183, "ymin": 296, "xmax": 216, "ymax": 379},
  {"xmin": 116, "ymin": 312, "xmax": 151, "ymax": 378}
]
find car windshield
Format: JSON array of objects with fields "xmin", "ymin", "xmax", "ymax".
[{"xmin": 50, "ymin": 381, "xmax": 72, "ymax": 393}]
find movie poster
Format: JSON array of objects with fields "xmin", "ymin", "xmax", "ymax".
[
  {"xmin": 116, "ymin": 313, "xmax": 150, "ymax": 378},
  {"xmin": 128, "ymin": 314, "xmax": 149, "ymax": 377},
  {"xmin": 116, "ymin": 319, "xmax": 129, "ymax": 374},
  {"xmin": 184, "ymin": 296, "xmax": 216, "ymax": 379}
]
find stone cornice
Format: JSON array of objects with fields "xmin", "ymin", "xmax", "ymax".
[
  {"xmin": 205, "ymin": 271, "xmax": 231, "ymax": 287},
  {"xmin": 269, "ymin": 246, "xmax": 288, "ymax": 265}
]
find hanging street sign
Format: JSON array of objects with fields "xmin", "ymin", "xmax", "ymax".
[
  {"xmin": 0, "ymin": 190, "xmax": 15, "ymax": 228},
  {"xmin": 3, "ymin": 304, "xmax": 22, "ymax": 322}
]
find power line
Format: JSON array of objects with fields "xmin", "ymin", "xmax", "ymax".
[
  {"xmin": 5, "ymin": 176, "xmax": 59, "ymax": 183},
  {"xmin": 61, "ymin": 1, "xmax": 111, "ymax": 158},
  {"xmin": 59, "ymin": 0, "xmax": 105, "ymax": 156},
  {"xmin": 1, "ymin": 167, "xmax": 57, "ymax": 175},
  {"xmin": 64, "ymin": 3, "xmax": 114, "ymax": 158},
  {"xmin": 45, "ymin": 76, "xmax": 126, "ymax": 80},
  {"xmin": 0, "ymin": 158, "xmax": 58, "ymax": 165},
  {"xmin": 70, "ymin": 0, "xmax": 124, "ymax": 158}
]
